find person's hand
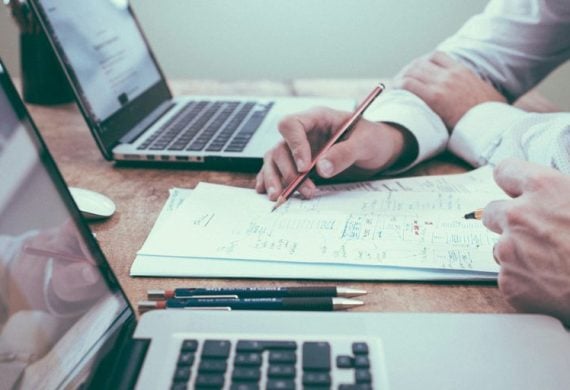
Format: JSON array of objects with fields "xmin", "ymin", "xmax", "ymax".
[
  {"xmin": 393, "ymin": 51, "xmax": 507, "ymax": 129},
  {"xmin": 482, "ymin": 159, "xmax": 570, "ymax": 326},
  {"xmin": 8, "ymin": 220, "xmax": 105, "ymax": 315},
  {"xmin": 256, "ymin": 107, "xmax": 416, "ymax": 200}
]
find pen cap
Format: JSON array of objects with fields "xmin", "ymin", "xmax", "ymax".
[{"xmin": 147, "ymin": 289, "xmax": 168, "ymax": 300}]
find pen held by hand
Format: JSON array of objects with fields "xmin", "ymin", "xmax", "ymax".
[
  {"xmin": 271, "ymin": 83, "xmax": 385, "ymax": 212},
  {"xmin": 23, "ymin": 245, "xmax": 91, "ymax": 263},
  {"xmin": 464, "ymin": 208, "xmax": 484, "ymax": 220}
]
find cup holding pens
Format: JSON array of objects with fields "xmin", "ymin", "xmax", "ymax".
[
  {"xmin": 6, "ymin": 0, "xmax": 73, "ymax": 105},
  {"xmin": 20, "ymin": 30, "xmax": 74, "ymax": 105}
]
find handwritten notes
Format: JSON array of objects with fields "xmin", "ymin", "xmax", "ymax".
[{"xmin": 139, "ymin": 168, "xmax": 506, "ymax": 273}]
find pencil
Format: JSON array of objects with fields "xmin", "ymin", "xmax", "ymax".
[
  {"xmin": 23, "ymin": 245, "xmax": 90, "ymax": 263},
  {"xmin": 271, "ymin": 83, "xmax": 385, "ymax": 212},
  {"xmin": 464, "ymin": 208, "xmax": 484, "ymax": 220}
]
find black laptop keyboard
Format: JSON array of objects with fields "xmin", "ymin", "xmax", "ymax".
[
  {"xmin": 170, "ymin": 339, "xmax": 376, "ymax": 390},
  {"xmin": 137, "ymin": 100, "xmax": 274, "ymax": 153}
]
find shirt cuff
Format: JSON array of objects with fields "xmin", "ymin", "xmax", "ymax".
[
  {"xmin": 362, "ymin": 90, "xmax": 449, "ymax": 174},
  {"xmin": 449, "ymin": 102, "xmax": 527, "ymax": 167}
]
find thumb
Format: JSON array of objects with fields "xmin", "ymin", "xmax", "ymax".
[
  {"xmin": 315, "ymin": 120, "xmax": 398, "ymax": 178},
  {"xmin": 316, "ymin": 140, "xmax": 359, "ymax": 178},
  {"xmin": 52, "ymin": 263, "xmax": 103, "ymax": 302}
]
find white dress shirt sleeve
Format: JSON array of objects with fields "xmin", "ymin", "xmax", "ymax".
[
  {"xmin": 363, "ymin": 89, "xmax": 449, "ymax": 173},
  {"xmin": 437, "ymin": 0, "xmax": 570, "ymax": 102},
  {"xmin": 361, "ymin": 0, "xmax": 570, "ymax": 174},
  {"xmin": 450, "ymin": 102, "xmax": 570, "ymax": 173},
  {"xmin": 437, "ymin": 0, "xmax": 570, "ymax": 171}
]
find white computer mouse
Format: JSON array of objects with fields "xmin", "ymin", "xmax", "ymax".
[{"xmin": 68, "ymin": 187, "xmax": 116, "ymax": 221}]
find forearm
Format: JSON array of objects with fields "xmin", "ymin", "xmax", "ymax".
[
  {"xmin": 437, "ymin": 0, "xmax": 570, "ymax": 102},
  {"xmin": 450, "ymin": 102, "xmax": 570, "ymax": 173}
]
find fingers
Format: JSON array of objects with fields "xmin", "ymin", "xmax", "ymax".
[
  {"xmin": 493, "ymin": 159, "xmax": 528, "ymax": 197},
  {"xmin": 256, "ymin": 143, "xmax": 316, "ymax": 201},
  {"xmin": 257, "ymin": 108, "xmax": 405, "ymax": 199},
  {"xmin": 393, "ymin": 77, "xmax": 433, "ymax": 103},
  {"xmin": 272, "ymin": 145, "xmax": 316, "ymax": 198},
  {"xmin": 394, "ymin": 51, "xmax": 457, "ymax": 88},
  {"xmin": 255, "ymin": 171, "xmax": 266, "ymax": 193},
  {"xmin": 428, "ymin": 51, "xmax": 457, "ymax": 68},
  {"xmin": 278, "ymin": 116, "xmax": 312, "ymax": 172},
  {"xmin": 315, "ymin": 121, "xmax": 397, "ymax": 178},
  {"xmin": 482, "ymin": 199, "xmax": 510, "ymax": 234},
  {"xmin": 488, "ymin": 159, "xmax": 562, "ymax": 232},
  {"xmin": 492, "ymin": 235, "xmax": 516, "ymax": 266},
  {"xmin": 316, "ymin": 142, "xmax": 356, "ymax": 178},
  {"xmin": 259, "ymin": 151, "xmax": 282, "ymax": 199},
  {"xmin": 52, "ymin": 263, "xmax": 102, "ymax": 302},
  {"xmin": 493, "ymin": 158, "xmax": 553, "ymax": 198},
  {"xmin": 492, "ymin": 244, "xmax": 500, "ymax": 265},
  {"xmin": 257, "ymin": 107, "xmax": 348, "ymax": 199},
  {"xmin": 398, "ymin": 58, "xmax": 442, "ymax": 85},
  {"xmin": 278, "ymin": 107, "xmax": 346, "ymax": 172},
  {"xmin": 393, "ymin": 54, "xmax": 448, "ymax": 106}
]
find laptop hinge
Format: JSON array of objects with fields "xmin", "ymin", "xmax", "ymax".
[
  {"xmin": 84, "ymin": 316, "xmax": 150, "ymax": 390},
  {"xmin": 119, "ymin": 101, "xmax": 175, "ymax": 144},
  {"xmin": 113, "ymin": 338, "xmax": 151, "ymax": 390}
]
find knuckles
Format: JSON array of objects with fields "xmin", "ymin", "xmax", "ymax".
[
  {"xmin": 523, "ymin": 171, "xmax": 552, "ymax": 193},
  {"xmin": 502, "ymin": 204, "xmax": 527, "ymax": 228},
  {"xmin": 494, "ymin": 238, "xmax": 515, "ymax": 265}
]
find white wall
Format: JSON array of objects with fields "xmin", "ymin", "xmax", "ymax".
[
  {"xmin": 130, "ymin": 0, "xmax": 488, "ymax": 80},
  {"xmin": 0, "ymin": 4, "xmax": 20, "ymax": 77},
  {"xmin": 0, "ymin": 0, "xmax": 569, "ymax": 108}
]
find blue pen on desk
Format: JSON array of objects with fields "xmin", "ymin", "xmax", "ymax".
[
  {"xmin": 138, "ymin": 297, "xmax": 363, "ymax": 313},
  {"xmin": 147, "ymin": 286, "xmax": 367, "ymax": 300}
]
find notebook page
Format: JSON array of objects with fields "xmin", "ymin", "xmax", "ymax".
[{"xmin": 139, "ymin": 177, "xmax": 506, "ymax": 272}]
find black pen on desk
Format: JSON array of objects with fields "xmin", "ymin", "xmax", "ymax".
[
  {"xmin": 271, "ymin": 83, "xmax": 385, "ymax": 212},
  {"xmin": 138, "ymin": 297, "xmax": 363, "ymax": 313},
  {"xmin": 464, "ymin": 208, "xmax": 484, "ymax": 220},
  {"xmin": 147, "ymin": 286, "xmax": 367, "ymax": 300}
]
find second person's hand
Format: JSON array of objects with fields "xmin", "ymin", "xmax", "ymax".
[
  {"xmin": 393, "ymin": 51, "xmax": 506, "ymax": 130},
  {"xmin": 255, "ymin": 106, "xmax": 416, "ymax": 200}
]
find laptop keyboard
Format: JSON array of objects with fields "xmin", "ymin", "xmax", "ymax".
[
  {"xmin": 137, "ymin": 100, "xmax": 274, "ymax": 153},
  {"xmin": 170, "ymin": 338, "xmax": 379, "ymax": 390}
]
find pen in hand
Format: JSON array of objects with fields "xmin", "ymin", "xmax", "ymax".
[
  {"xmin": 464, "ymin": 208, "xmax": 484, "ymax": 220},
  {"xmin": 23, "ymin": 245, "xmax": 91, "ymax": 263},
  {"xmin": 138, "ymin": 297, "xmax": 364, "ymax": 313},
  {"xmin": 271, "ymin": 83, "xmax": 385, "ymax": 212}
]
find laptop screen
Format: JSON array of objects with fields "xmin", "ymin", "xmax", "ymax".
[
  {"xmin": 0, "ymin": 63, "xmax": 131, "ymax": 389},
  {"xmin": 30, "ymin": 0, "xmax": 172, "ymax": 156}
]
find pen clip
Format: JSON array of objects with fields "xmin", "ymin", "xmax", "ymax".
[{"xmin": 183, "ymin": 307, "xmax": 232, "ymax": 311}]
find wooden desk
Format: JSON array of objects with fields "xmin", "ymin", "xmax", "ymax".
[{"xmin": 24, "ymin": 79, "xmax": 559, "ymax": 315}]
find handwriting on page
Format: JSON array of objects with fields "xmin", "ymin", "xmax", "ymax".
[
  {"xmin": 141, "ymin": 180, "xmax": 504, "ymax": 273},
  {"xmin": 319, "ymin": 165, "xmax": 500, "ymax": 194}
]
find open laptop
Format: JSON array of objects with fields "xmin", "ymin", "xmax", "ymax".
[
  {"xmin": 2, "ymin": 62, "xmax": 570, "ymax": 390},
  {"xmin": 27, "ymin": 0, "xmax": 354, "ymax": 170}
]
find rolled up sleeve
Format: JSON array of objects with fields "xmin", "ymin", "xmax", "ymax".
[{"xmin": 363, "ymin": 89, "xmax": 449, "ymax": 173}]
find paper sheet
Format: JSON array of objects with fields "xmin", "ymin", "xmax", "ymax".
[
  {"xmin": 138, "ymin": 167, "xmax": 506, "ymax": 273},
  {"xmin": 318, "ymin": 165, "xmax": 498, "ymax": 194}
]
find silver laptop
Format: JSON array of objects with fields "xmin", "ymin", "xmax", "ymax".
[
  {"xmin": 2, "ymin": 61, "xmax": 570, "ymax": 390},
  {"xmin": 28, "ymin": 0, "xmax": 354, "ymax": 169}
]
